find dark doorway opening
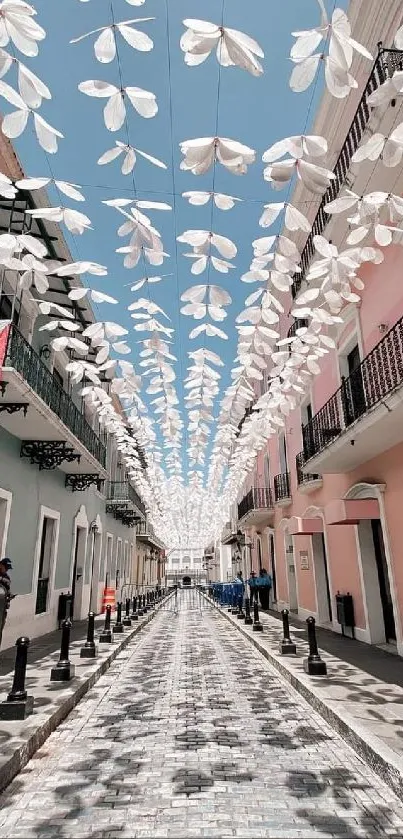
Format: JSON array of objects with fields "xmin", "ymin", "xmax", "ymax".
[
  {"xmin": 182, "ymin": 576, "xmax": 191, "ymax": 587},
  {"xmin": 371, "ymin": 519, "xmax": 396, "ymax": 642}
]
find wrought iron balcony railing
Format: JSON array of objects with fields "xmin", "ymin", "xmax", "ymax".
[
  {"xmin": 302, "ymin": 314, "xmax": 403, "ymax": 461},
  {"xmin": 296, "ymin": 451, "xmax": 322, "ymax": 487},
  {"xmin": 274, "ymin": 472, "xmax": 291, "ymax": 503},
  {"xmin": 221, "ymin": 520, "xmax": 238, "ymax": 543},
  {"xmin": 287, "ymin": 319, "xmax": 309, "ymax": 339},
  {"xmin": 3, "ymin": 324, "xmax": 106, "ymax": 467},
  {"xmin": 291, "ymin": 45, "xmax": 403, "ymax": 298},
  {"xmin": 107, "ymin": 481, "xmax": 146, "ymax": 516},
  {"xmin": 238, "ymin": 486, "xmax": 273, "ymax": 521}
]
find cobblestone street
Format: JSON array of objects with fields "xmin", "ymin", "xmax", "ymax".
[{"xmin": 1, "ymin": 594, "xmax": 403, "ymax": 839}]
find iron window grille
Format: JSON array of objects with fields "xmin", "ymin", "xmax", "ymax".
[{"xmin": 274, "ymin": 472, "xmax": 291, "ymax": 502}]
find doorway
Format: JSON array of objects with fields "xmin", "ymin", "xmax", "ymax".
[
  {"xmin": 342, "ymin": 343, "xmax": 366, "ymax": 426},
  {"xmin": 268, "ymin": 532, "xmax": 277, "ymax": 602},
  {"xmin": 285, "ymin": 532, "xmax": 298, "ymax": 611},
  {"xmin": 89, "ymin": 530, "xmax": 102, "ymax": 614},
  {"xmin": 371, "ymin": 520, "xmax": 396, "ymax": 642},
  {"xmin": 312, "ymin": 532, "xmax": 332, "ymax": 623},
  {"xmin": 71, "ymin": 526, "xmax": 87, "ymax": 620}
]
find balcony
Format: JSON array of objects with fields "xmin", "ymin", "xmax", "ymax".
[
  {"xmin": 296, "ymin": 452, "xmax": 323, "ymax": 494},
  {"xmin": 302, "ymin": 315, "xmax": 403, "ymax": 473},
  {"xmin": 274, "ymin": 472, "xmax": 291, "ymax": 507},
  {"xmin": 0, "ymin": 323, "xmax": 107, "ymax": 476},
  {"xmin": 106, "ymin": 481, "xmax": 145, "ymax": 527},
  {"xmin": 291, "ymin": 46, "xmax": 403, "ymax": 298},
  {"xmin": 237, "ymin": 486, "xmax": 274, "ymax": 527},
  {"xmin": 136, "ymin": 519, "xmax": 165, "ymax": 550},
  {"xmin": 221, "ymin": 521, "xmax": 239, "ymax": 545}
]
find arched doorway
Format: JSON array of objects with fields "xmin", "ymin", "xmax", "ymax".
[
  {"xmin": 346, "ymin": 483, "xmax": 398, "ymax": 647},
  {"xmin": 182, "ymin": 575, "xmax": 191, "ymax": 587},
  {"xmin": 304, "ymin": 507, "xmax": 333, "ymax": 625},
  {"xmin": 70, "ymin": 505, "xmax": 88, "ymax": 621}
]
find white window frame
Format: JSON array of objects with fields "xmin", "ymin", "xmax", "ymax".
[
  {"xmin": 0, "ymin": 487, "xmax": 12, "ymax": 557},
  {"xmin": 32, "ymin": 506, "xmax": 60, "ymax": 616}
]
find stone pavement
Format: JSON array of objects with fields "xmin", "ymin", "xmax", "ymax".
[{"xmin": 1, "ymin": 592, "xmax": 403, "ymax": 838}]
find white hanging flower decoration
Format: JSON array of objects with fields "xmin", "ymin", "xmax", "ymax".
[
  {"xmin": 98, "ymin": 140, "xmax": 166, "ymax": 174},
  {"xmin": 26, "ymin": 206, "xmax": 92, "ymax": 235},
  {"xmin": 15, "ymin": 177, "xmax": 85, "ymax": 201},
  {"xmin": 0, "ymin": 0, "xmax": 46, "ymax": 57},
  {"xmin": 180, "ymin": 19, "xmax": 264, "ymax": 76},
  {"xmin": 71, "ymin": 17, "xmax": 154, "ymax": 62},
  {"xmin": 263, "ymin": 157, "xmax": 335, "ymax": 194},
  {"xmin": 259, "ymin": 202, "xmax": 311, "ymax": 232},
  {"xmin": 0, "ymin": 171, "xmax": 16, "ymax": 198},
  {"xmin": 78, "ymin": 80, "xmax": 158, "ymax": 131},
  {"xmin": 351, "ymin": 123, "xmax": 403, "ymax": 168},
  {"xmin": 180, "ymin": 136, "xmax": 255, "ymax": 175},
  {"xmin": 290, "ymin": 6, "xmax": 372, "ymax": 98},
  {"xmin": 0, "ymin": 48, "xmax": 51, "ymax": 108},
  {"xmin": 182, "ymin": 191, "xmax": 241, "ymax": 210},
  {"xmin": 0, "ymin": 80, "xmax": 63, "ymax": 152}
]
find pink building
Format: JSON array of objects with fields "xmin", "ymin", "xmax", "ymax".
[{"xmin": 232, "ymin": 1, "xmax": 403, "ymax": 657}]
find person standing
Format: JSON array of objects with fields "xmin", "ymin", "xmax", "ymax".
[
  {"xmin": 247, "ymin": 570, "xmax": 258, "ymax": 606},
  {"xmin": 257, "ymin": 568, "xmax": 272, "ymax": 611},
  {"xmin": 0, "ymin": 557, "xmax": 13, "ymax": 647}
]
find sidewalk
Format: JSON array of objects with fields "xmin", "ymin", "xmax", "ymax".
[
  {"xmin": 215, "ymin": 599, "xmax": 403, "ymax": 800},
  {"xmin": 0, "ymin": 602, "xmax": 165, "ymax": 793}
]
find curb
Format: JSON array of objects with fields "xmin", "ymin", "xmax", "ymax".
[
  {"xmin": 0, "ymin": 600, "xmax": 167, "ymax": 794},
  {"xmin": 209, "ymin": 597, "xmax": 403, "ymax": 802}
]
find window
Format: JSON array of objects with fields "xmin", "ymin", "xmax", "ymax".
[
  {"xmin": 35, "ymin": 516, "xmax": 56, "ymax": 614},
  {"xmin": 0, "ymin": 293, "xmax": 20, "ymax": 326},
  {"xmin": 263, "ymin": 454, "xmax": 270, "ymax": 488},
  {"xmin": 279, "ymin": 433, "xmax": 288, "ymax": 474}
]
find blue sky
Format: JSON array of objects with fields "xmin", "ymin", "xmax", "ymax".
[{"xmin": 12, "ymin": 0, "xmax": 344, "ymax": 476}]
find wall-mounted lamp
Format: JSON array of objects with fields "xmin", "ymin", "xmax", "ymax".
[
  {"xmin": 39, "ymin": 344, "xmax": 51, "ymax": 361},
  {"xmin": 378, "ymin": 323, "xmax": 389, "ymax": 334},
  {"xmin": 90, "ymin": 521, "xmax": 99, "ymax": 534}
]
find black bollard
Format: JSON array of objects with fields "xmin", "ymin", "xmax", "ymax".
[
  {"xmin": 131, "ymin": 596, "xmax": 139, "ymax": 621},
  {"xmin": 244, "ymin": 597, "xmax": 253, "ymax": 625},
  {"xmin": 279, "ymin": 609, "xmax": 297, "ymax": 655},
  {"xmin": 237, "ymin": 594, "xmax": 245, "ymax": 620},
  {"xmin": 252, "ymin": 600, "xmax": 263, "ymax": 632},
  {"xmin": 0, "ymin": 637, "xmax": 34, "ymax": 719},
  {"xmin": 99, "ymin": 605, "xmax": 112, "ymax": 643},
  {"xmin": 137, "ymin": 594, "xmax": 144, "ymax": 616},
  {"xmin": 123, "ymin": 598, "xmax": 132, "ymax": 627},
  {"xmin": 80, "ymin": 612, "xmax": 97, "ymax": 658},
  {"xmin": 113, "ymin": 602, "xmax": 124, "ymax": 633},
  {"xmin": 303, "ymin": 616, "xmax": 327, "ymax": 675},
  {"xmin": 51, "ymin": 620, "xmax": 75, "ymax": 681}
]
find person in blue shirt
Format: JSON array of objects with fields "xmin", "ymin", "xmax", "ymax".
[
  {"xmin": 257, "ymin": 568, "xmax": 272, "ymax": 610},
  {"xmin": 247, "ymin": 570, "xmax": 258, "ymax": 606}
]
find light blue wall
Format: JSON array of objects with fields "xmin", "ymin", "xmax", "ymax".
[{"xmin": 0, "ymin": 426, "xmax": 132, "ymax": 595}]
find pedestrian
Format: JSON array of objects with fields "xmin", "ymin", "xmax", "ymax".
[
  {"xmin": 232, "ymin": 570, "xmax": 244, "ymax": 611},
  {"xmin": 257, "ymin": 567, "xmax": 272, "ymax": 611},
  {"xmin": 0, "ymin": 557, "xmax": 14, "ymax": 646},
  {"xmin": 247, "ymin": 570, "xmax": 258, "ymax": 606}
]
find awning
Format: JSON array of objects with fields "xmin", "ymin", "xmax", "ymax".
[
  {"xmin": 325, "ymin": 498, "xmax": 379, "ymax": 525},
  {"xmin": 288, "ymin": 516, "xmax": 324, "ymax": 536}
]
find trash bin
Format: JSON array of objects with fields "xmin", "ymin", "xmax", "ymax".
[
  {"xmin": 57, "ymin": 592, "xmax": 73, "ymax": 627},
  {"xmin": 336, "ymin": 592, "xmax": 355, "ymax": 638}
]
